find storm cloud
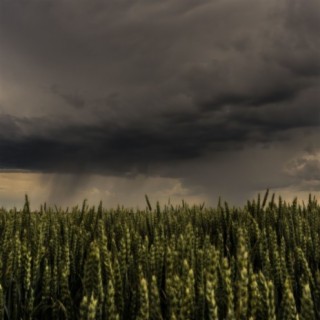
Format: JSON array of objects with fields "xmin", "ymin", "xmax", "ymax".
[{"xmin": 0, "ymin": 0, "xmax": 319, "ymax": 207}]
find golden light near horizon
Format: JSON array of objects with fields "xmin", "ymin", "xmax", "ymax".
[
  {"xmin": 0, "ymin": 172, "xmax": 209, "ymax": 209},
  {"xmin": 0, "ymin": 170, "xmax": 318, "ymax": 211}
]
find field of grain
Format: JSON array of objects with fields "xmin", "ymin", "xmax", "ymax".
[{"xmin": 0, "ymin": 192, "xmax": 319, "ymax": 319}]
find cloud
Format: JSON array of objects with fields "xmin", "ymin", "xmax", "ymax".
[
  {"xmin": 285, "ymin": 151, "xmax": 320, "ymax": 182},
  {"xmin": 51, "ymin": 85, "xmax": 86, "ymax": 109},
  {"xmin": 1, "ymin": 0, "xmax": 318, "ymax": 121},
  {"xmin": 0, "ymin": 103, "xmax": 319, "ymax": 178},
  {"xmin": 0, "ymin": 0, "xmax": 319, "ymax": 205}
]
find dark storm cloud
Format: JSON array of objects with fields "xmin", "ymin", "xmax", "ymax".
[
  {"xmin": 0, "ymin": 0, "xmax": 319, "ymax": 200},
  {"xmin": 51, "ymin": 86, "xmax": 86, "ymax": 109},
  {"xmin": 0, "ymin": 113, "xmax": 235, "ymax": 173},
  {"xmin": 282, "ymin": 149, "xmax": 320, "ymax": 193},
  {"xmin": 286, "ymin": 150, "xmax": 320, "ymax": 182},
  {"xmin": 0, "ymin": 101, "xmax": 319, "ymax": 176},
  {"xmin": 278, "ymin": 51, "xmax": 320, "ymax": 78},
  {"xmin": 199, "ymin": 86, "xmax": 299, "ymax": 111}
]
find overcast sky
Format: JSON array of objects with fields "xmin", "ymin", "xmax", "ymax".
[{"xmin": 0, "ymin": 0, "xmax": 319, "ymax": 209}]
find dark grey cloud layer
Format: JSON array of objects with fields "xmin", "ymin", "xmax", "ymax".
[
  {"xmin": 0, "ymin": 0, "xmax": 319, "ymax": 202},
  {"xmin": 0, "ymin": 98, "xmax": 318, "ymax": 175}
]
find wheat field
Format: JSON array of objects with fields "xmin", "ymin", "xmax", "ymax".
[{"xmin": 0, "ymin": 192, "xmax": 319, "ymax": 319}]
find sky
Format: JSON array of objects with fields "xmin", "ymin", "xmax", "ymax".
[{"xmin": 0, "ymin": 0, "xmax": 319, "ymax": 209}]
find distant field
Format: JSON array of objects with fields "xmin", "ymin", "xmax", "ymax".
[{"xmin": 0, "ymin": 192, "xmax": 319, "ymax": 319}]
